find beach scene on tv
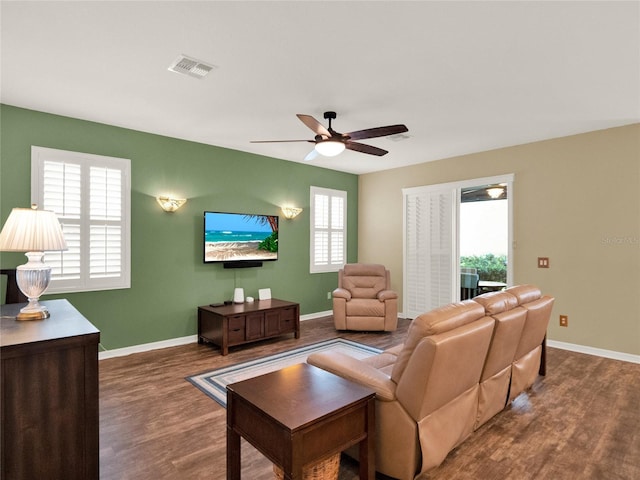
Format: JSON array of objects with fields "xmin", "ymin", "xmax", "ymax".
[{"xmin": 204, "ymin": 213, "xmax": 278, "ymax": 262}]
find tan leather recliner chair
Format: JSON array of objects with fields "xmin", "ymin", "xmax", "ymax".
[
  {"xmin": 332, "ymin": 263, "xmax": 398, "ymax": 331},
  {"xmin": 308, "ymin": 300, "xmax": 494, "ymax": 480}
]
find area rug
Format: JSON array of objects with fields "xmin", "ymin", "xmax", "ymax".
[{"xmin": 187, "ymin": 338, "xmax": 382, "ymax": 408}]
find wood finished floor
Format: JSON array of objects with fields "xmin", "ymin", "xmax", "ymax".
[{"xmin": 99, "ymin": 316, "xmax": 640, "ymax": 479}]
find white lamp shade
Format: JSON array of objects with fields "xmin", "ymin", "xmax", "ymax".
[
  {"xmin": 0, "ymin": 207, "xmax": 67, "ymax": 252},
  {"xmin": 315, "ymin": 140, "xmax": 346, "ymax": 157}
]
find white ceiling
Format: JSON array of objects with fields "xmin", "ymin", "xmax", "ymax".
[{"xmin": 2, "ymin": 1, "xmax": 638, "ymax": 175}]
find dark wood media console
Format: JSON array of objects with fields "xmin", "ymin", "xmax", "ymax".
[{"xmin": 198, "ymin": 298, "xmax": 300, "ymax": 355}]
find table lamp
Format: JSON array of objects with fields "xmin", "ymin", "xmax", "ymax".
[{"xmin": 0, "ymin": 205, "xmax": 67, "ymax": 320}]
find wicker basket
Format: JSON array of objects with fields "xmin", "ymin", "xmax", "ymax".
[{"xmin": 273, "ymin": 453, "xmax": 340, "ymax": 480}]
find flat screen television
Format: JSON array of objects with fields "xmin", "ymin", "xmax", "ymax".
[{"xmin": 203, "ymin": 211, "xmax": 278, "ymax": 267}]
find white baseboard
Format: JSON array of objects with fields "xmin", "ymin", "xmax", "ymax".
[
  {"xmin": 301, "ymin": 310, "xmax": 332, "ymax": 321},
  {"xmin": 547, "ymin": 339, "xmax": 640, "ymax": 364},
  {"xmin": 101, "ymin": 315, "xmax": 640, "ymax": 364},
  {"xmin": 99, "ymin": 310, "xmax": 334, "ymax": 360},
  {"xmin": 99, "ymin": 335, "xmax": 197, "ymax": 360},
  {"xmin": 301, "ymin": 311, "xmax": 408, "ymax": 320}
]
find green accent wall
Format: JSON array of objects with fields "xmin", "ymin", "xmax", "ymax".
[{"xmin": 0, "ymin": 104, "xmax": 358, "ymax": 350}]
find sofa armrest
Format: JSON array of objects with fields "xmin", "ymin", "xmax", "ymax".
[
  {"xmin": 332, "ymin": 288, "xmax": 352, "ymax": 300},
  {"xmin": 307, "ymin": 352, "xmax": 397, "ymax": 401},
  {"xmin": 378, "ymin": 289, "xmax": 398, "ymax": 302}
]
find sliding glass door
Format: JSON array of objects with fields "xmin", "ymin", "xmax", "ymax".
[{"xmin": 403, "ymin": 174, "xmax": 513, "ymax": 319}]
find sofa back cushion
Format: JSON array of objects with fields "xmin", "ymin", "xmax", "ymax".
[
  {"xmin": 340, "ymin": 263, "xmax": 388, "ymax": 299},
  {"xmin": 396, "ymin": 316, "xmax": 495, "ymax": 420},
  {"xmin": 505, "ymin": 284, "xmax": 541, "ymax": 305},
  {"xmin": 472, "ymin": 291, "xmax": 518, "ymax": 315},
  {"xmin": 391, "ymin": 300, "xmax": 485, "ymax": 383},
  {"xmin": 503, "ymin": 284, "xmax": 554, "ymax": 359},
  {"xmin": 514, "ymin": 296, "xmax": 555, "ymax": 359},
  {"xmin": 479, "ymin": 308, "xmax": 527, "ymax": 381}
]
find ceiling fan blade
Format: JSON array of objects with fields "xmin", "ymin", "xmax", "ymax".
[
  {"xmin": 297, "ymin": 114, "xmax": 331, "ymax": 137},
  {"xmin": 304, "ymin": 149, "xmax": 319, "ymax": 162},
  {"xmin": 345, "ymin": 141, "xmax": 388, "ymax": 156},
  {"xmin": 250, "ymin": 139, "xmax": 314, "ymax": 143},
  {"xmin": 345, "ymin": 124, "xmax": 408, "ymax": 141}
]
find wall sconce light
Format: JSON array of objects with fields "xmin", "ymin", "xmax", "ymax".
[
  {"xmin": 156, "ymin": 196, "xmax": 187, "ymax": 212},
  {"xmin": 281, "ymin": 206, "xmax": 302, "ymax": 219}
]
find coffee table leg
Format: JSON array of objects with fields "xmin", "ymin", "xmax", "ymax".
[{"xmin": 227, "ymin": 426, "xmax": 241, "ymax": 479}]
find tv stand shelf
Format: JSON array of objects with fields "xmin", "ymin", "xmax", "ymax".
[{"xmin": 198, "ymin": 298, "xmax": 299, "ymax": 355}]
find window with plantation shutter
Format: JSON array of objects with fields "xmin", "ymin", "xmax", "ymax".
[
  {"xmin": 310, "ymin": 186, "xmax": 346, "ymax": 273},
  {"xmin": 31, "ymin": 146, "xmax": 131, "ymax": 293}
]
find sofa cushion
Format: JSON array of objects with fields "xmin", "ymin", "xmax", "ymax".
[
  {"xmin": 514, "ymin": 296, "xmax": 555, "ymax": 359},
  {"xmin": 472, "ymin": 291, "xmax": 518, "ymax": 315},
  {"xmin": 343, "ymin": 263, "xmax": 386, "ymax": 277},
  {"xmin": 346, "ymin": 298, "xmax": 385, "ymax": 317},
  {"xmin": 391, "ymin": 300, "xmax": 485, "ymax": 383},
  {"xmin": 506, "ymin": 284, "xmax": 541, "ymax": 305},
  {"xmin": 342, "ymin": 263, "xmax": 388, "ymax": 299}
]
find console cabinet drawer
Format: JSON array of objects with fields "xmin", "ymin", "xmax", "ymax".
[
  {"xmin": 228, "ymin": 315, "xmax": 246, "ymax": 343},
  {"xmin": 279, "ymin": 307, "xmax": 296, "ymax": 333}
]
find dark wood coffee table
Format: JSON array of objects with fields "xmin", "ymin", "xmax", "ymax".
[{"xmin": 226, "ymin": 363, "xmax": 375, "ymax": 480}]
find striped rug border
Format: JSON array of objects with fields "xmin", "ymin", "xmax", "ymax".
[{"xmin": 186, "ymin": 338, "xmax": 382, "ymax": 407}]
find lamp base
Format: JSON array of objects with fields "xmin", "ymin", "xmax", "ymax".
[
  {"xmin": 17, "ymin": 307, "xmax": 50, "ymax": 321},
  {"xmin": 15, "ymin": 251, "xmax": 53, "ymax": 321}
]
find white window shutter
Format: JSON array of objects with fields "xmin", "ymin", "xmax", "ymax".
[
  {"xmin": 404, "ymin": 190, "xmax": 428, "ymax": 319},
  {"xmin": 32, "ymin": 146, "xmax": 131, "ymax": 293},
  {"xmin": 403, "ymin": 186, "xmax": 455, "ymax": 318},
  {"xmin": 427, "ymin": 190, "xmax": 454, "ymax": 309},
  {"xmin": 310, "ymin": 186, "xmax": 347, "ymax": 273}
]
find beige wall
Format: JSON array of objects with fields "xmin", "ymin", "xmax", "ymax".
[{"xmin": 359, "ymin": 124, "xmax": 640, "ymax": 355}]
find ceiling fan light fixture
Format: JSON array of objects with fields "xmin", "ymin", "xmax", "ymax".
[
  {"xmin": 315, "ymin": 140, "xmax": 345, "ymax": 157},
  {"xmin": 487, "ymin": 187, "xmax": 505, "ymax": 199}
]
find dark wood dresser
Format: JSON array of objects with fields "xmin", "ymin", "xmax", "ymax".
[{"xmin": 1, "ymin": 299, "xmax": 100, "ymax": 480}]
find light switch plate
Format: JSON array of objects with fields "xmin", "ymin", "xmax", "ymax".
[{"xmin": 538, "ymin": 257, "xmax": 550, "ymax": 268}]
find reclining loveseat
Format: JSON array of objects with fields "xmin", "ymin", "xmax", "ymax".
[{"xmin": 307, "ymin": 284, "xmax": 554, "ymax": 479}]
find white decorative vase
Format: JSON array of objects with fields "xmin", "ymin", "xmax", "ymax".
[{"xmin": 233, "ymin": 288, "xmax": 244, "ymax": 304}]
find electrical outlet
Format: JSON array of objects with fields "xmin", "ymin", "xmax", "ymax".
[
  {"xmin": 559, "ymin": 315, "xmax": 568, "ymax": 327},
  {"xmin": 538, "ymin": 257, "xmax": 550, "ymax": 268},
  {"xmin": 327, "ymin": 291, "xmax": 332, "ymax": 300}
]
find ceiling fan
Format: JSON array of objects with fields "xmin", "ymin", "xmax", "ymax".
[{"xmin": 251, "ymin": 111, "xmax": 408, "ymax": 161}]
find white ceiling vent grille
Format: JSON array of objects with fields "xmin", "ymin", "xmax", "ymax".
[
  {"xmin": 389, "ymin": 133, "xmax": 412, "ymax": 142},
  {"xmin": 168, "ymin": 54, "xmax": 216, "ymax": 79}
]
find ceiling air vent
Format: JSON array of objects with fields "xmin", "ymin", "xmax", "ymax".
[
  {"xmin": 168, "ymin": 54, "xmax": 216, "ymax": 79},
  {"xmin": 388, "ymin": 133, "xmax": 412, "ymax": 142}
]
